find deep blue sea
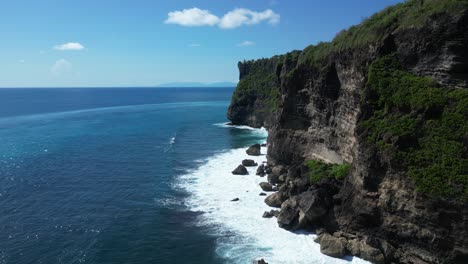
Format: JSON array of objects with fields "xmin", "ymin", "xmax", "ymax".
[{"xmin": 0, "ymin": 88, "xmax": 367, "ymax": 264}]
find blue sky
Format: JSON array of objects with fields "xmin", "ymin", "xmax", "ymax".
[{"xmin": 0, "ymin": 0, "xmax": 403, "ymax": 87}]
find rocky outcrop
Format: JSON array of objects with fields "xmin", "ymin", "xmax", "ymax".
[
  {"xmin": 242, "ymin": 159, "xmax": 258, "ymax": 167},
  {"xmin": 228, "ymin": 1, "xmax": 468, "ymax": 263},
  {"xmin": 246, "ymin": 144, "xmax": 261, "ymax": 156},
  {"xmin": 232, "ymin": 165, "xmax": 248, "ymax": 175}
]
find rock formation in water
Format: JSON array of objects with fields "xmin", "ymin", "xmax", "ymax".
[{"xmin": 228, "ymin": 1, "xmax": 468, "ymax": 263}]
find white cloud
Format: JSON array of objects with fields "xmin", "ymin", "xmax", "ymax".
[
  {"xmin": 165, "ymin": 8, "xmax": 219, "ymax": 27},
  {"xmin": 237, "ymin": 40, "xmax": 255, "ymax": 47},
  {"xmin": 54, "ymin": 42, "xmax": 85, "ymax": 51},
  {"xmin": 164, "ymin": 8, "xmax": 280, "ymax": 29},
  {"xmin": 219, "ymin": 8, "xmax": 279, "ymax": 29},
  {"xmin": 189, "ymin": 43, "xmax": 201, "ymax": 47},
  {"xmin": 51, "ymin": 59, "xmax": 72, "ymax": 75}
]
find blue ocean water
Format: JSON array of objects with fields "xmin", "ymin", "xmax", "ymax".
[{"xmin": 0, "ymin": 88, "xmax": 267, "ymax": 264}]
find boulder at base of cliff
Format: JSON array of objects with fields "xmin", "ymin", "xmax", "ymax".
[
  {"xmin": 264, "ymin": 192, "xmax": 285, "ymax": 208},
  {"xmin": 298, "ymin": 189, "xmax": 331, "ymax": 223},
  {"xmin": 318, "ymin": 234, "xmax": 347, "ymax": 258},
  {"xmin": 242, "ymin": 159, "xmax": 258, "ymax": 167},
  {"xmin": 359, "ymin": 242, "xmax": 385, "ymax": 264},
  {"xmin": 246, "ymin": 144, "xmax": 261, "ymax": 156},
  {"xmin": 259, "ymin": 182, "xmax": 273, "ymax": 192},
  {"xmin": 256, "ymin": 164, "xmax": 266, "ymax": 176},
  {"xmin": 277, "ymin": 197, "xmax": 308, "ymax": 230},
  {"xmin": 232, "ymin": 165, "xmax": 248, "ymax": 175}
]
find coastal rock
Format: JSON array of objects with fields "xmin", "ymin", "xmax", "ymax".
[
  {"xmin": 231, "ymin": 198, "xmax": 239, "ymax": 202},
  {"xmin": 232, "ymin": 165, "xmax": 248, "ymax": 175},
  {"xmin": 246, "ymin": 144, "xmax": 261, "ymax": 156},
  {"xmin": 259, "ymin": 192, "xmax": 267, "ymax": 196},
  {"xmin": 298, "ymin": 189, "xmax": 331, "ymax": 223},
  {"xmin": 359, "ymin": 243, "xmax": 385, "ymax": 264},
  {"xmin": 319, "ymin": 234, "xmax": 347, "ymax": 258},
  {"xmin": 242, "ymin": 159, "xmax": 258, "ymax": 167},
  {"xmin": 271, "ymin": 165, "xmax": 287, "ymax": 176},
  {"xmin": 256, "ymin": 164, "xmax": 266, "ymax": 176},
  {"xmin": 252, "ymin": 259, "xmax": 268, "ymax": 264},
  {"xmin": 259, "ymin": 182, "xmax": 273, "ymax": 192},
  {"xmin": 264, "ymin": 192, "xmax": 286, "ymax": 208},
  {"xmin": 262, "ymin": 210, "xmax": 279, "ymax": 218},
  {"xmin": 276, "ymin": 197, "xmax": 308, "ymax": 230},
  {"xmin": 267, "ymin": 174, "xmax": 279, "ymax": 184}
]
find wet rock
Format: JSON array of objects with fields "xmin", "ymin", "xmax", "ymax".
[
  {"xmin": 256, "ymin": 164, "xmax": 266, "ymax": 176},
  {"xmin": 252, "ymin": 259, "xmax": 268, "ymax": 264},
  {"xmin": 264, "ymin": 192, "xmax": 286, "ymax": 208},
  {"xmin": 231, "ymin": 198, "xmax": 239, "ymax": 202},
  {"xmin": 242, "ymin": 159, "xmax": 258, "ymax": 167},
  {"xmin": 259, "ymin": 182, "xmax": 273, "ymax": 192},
  {"xmin": 232, "ymin": 165, "xmax": 248, "ymax": 175},
  {"xmin": 262, "ymin": 210, "xmax": 279, "ymax": 218},
  {"xmin": 319, "ymin": 234, "xmax": 347, "ymax": 258},
  {"xmin": 246, "ymin": 144, "xmax": 261, "ymax": 156},
  {"xmin": 259, "ymin": 192, "xmax": 267, "ymax": 196}
]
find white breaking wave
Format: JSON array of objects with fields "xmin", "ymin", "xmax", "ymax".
[
  {"xmin": 213, "ymin": 122, "xmax": 268, "ymax": 138},
  {"xmin": 178, "ymin": 145, "xmax": 370, "ymax": 264}
]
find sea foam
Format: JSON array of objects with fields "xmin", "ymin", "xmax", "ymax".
[{"xmin": 179, "ymin": 128, "xmax": 369, "ymax": 264}]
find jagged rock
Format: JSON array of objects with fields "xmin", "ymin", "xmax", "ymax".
[
  {"xmin": 278, "ymin": 174, "xmax": 287, "ymax": 183},
  {"xmin": 271, "ymin": 165, "xmax": 287, "ymax": 176},
  {"xmin": 298, "ymin": 189, "xmax": 330, "ymax": 223},
  {"xmin": 276, "ymin": 197, "xmax": 308, "ymax": 230},
  {"xmin": 264, "ymin": 192, "xmax": 285, "ymax": 208},
  {"xmin": 264, "ymin": 165, "xmax": 272, "ymax": 174},
  {"xmin": 359, "ymin": 243, "xmax": 385, "ymax": 264},
  {"xmin": 256, "ymin": 164, "xmax": 266, "ymax": 176},
  {"xmin": 319, "ymin": 234, "xmax": 347, "ymax": 258},
  {"xmin": 259, "ymin": 192, "xmax": 267, "ymax": 196},
  {"xmin": 252, "ymin": 259, "xmax": 268, "ymax": 264},
  {"xmin": 346, "ymin": 239, "xmax": 361, "ymax": 256},
  {"xmin": 267, "ymin": 174, "xmax": 280, "ymax": 184},
  {"xmin": 260, "ymin": 143, "xmax": 267, "ymax": 147},
  {"xmin": 242, "ymin": 159, "xmax": 258, "ymax": 167},
  {"xmin": 231, "ymin": 198, "xmax": 239, "ymax": 202},
  {"xmin": 246, "ymin": 144, "xmax": 261, "ymax": 156},
  {"xmin": 259, "ymin": 182, "xmax": 273, "ymax": 192},
  {"xmin": 232, "ymin": 165, "xmax": 248, "ymax": 175},
  {"xmin": 262, "ymin": 210, "xmax": 279, "ymax": 218}
]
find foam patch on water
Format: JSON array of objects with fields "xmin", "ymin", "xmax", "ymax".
[
  {"xmin": 179, "ymin": 146, "xmax": 370, "ymax": 264},
  {"xmin": 214, "ymin": 122, "xmax": 268, "ymax": 138}
]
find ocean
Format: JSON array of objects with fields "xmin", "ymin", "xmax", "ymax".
[{"xmin": 0, "ymin": 88, "xmax": 368, "ymax": 264}]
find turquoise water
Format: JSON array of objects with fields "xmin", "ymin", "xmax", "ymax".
[{"xmin": 0, "ymin": 88, "xmax": 267, "ymax": 264}]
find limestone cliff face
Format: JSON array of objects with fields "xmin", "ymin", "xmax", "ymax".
[{"xmin": 227, "ymin": 2, "xmax": 468, "ymax": 263}]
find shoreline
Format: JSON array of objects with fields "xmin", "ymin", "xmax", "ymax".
[{"xmin": 179, "ymin": 125, "xmax": 369, "ymax": 264}]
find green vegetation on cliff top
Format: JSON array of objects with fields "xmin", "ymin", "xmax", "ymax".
[
  {"xmin": 300, "ymin": 0, "xmax": 468, "ymax": 65},
  {"xmin": 363, "ymin": 54, "xmax": 467, "ymax": 200},
  {"xmin": 230, "ymin": 0, "xmax": 467, "ymax": 113}
]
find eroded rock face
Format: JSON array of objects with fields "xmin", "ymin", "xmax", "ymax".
[{"xmin": 228, "ymin": 5, "xmax": 468, "ymax": 264}]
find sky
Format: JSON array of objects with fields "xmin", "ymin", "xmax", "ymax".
[{"xmin": 0, "ymin": 0, "xmax": 403, "ymax": 88}]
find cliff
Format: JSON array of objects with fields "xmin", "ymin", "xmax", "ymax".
[{"xmin": 227, "ymin": 0, "xmax": 468, "ymax": 263}]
